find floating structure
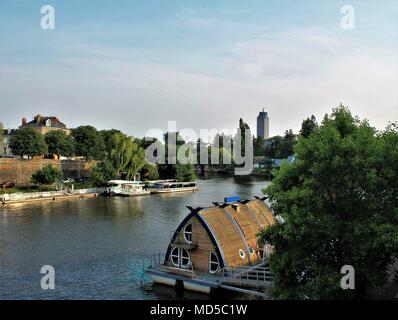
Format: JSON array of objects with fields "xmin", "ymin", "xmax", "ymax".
[
  {"xmin": 143, "ymin": 179, "xmax": 177, "ymax": 189},
  {"xmin": 149, "ymin": 181, "xmax": 198, "ymax": 194},
  {"xmin": 106, "ymin": 180, "xmax": 150, "ymax": 197},
  {"xmin": 145, "ymin": 196, "xmax": 275, "ymax": 296}
]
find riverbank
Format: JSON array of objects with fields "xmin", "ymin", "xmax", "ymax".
[{"xmin": 0, "ymin": 188, "xmax": 105, "ymax": 206}]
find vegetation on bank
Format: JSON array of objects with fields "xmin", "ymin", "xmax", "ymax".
[
  {"xmin": 7, "ymin": 125, "xmax": 196, "ymax": 187},
  {"xmin": 0, "ymin": 185, "xmax": 59, "ymax": 195},
  {"xmin": 31, "ymin": 164, "xmax": 62, "ymax": 185},
  {"xmin": 258, "ymin": 105, "xmax": 398, "ymax": 299}
]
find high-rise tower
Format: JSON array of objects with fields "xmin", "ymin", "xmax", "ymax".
[{"xmin": 257, "ymin": 108, "xmax": 269, "ymax": 139}]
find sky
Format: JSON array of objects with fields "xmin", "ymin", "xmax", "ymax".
[{"xmin": 0, "ymin": 0, "xmax": 397, "ymax": 141}]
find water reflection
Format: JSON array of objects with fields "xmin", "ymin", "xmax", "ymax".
[{"xmin": 0, "ymin": 176, "xmax": 270, "ymax": 299}]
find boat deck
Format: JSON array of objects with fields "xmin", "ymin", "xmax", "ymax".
[{"xmin": 145, "ymin": 258, "xmax": 273, "ymax": 296}]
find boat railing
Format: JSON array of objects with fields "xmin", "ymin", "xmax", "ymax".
[{"xmin": 145, "ymin": 252, "xmax": 272, "ymax": 286}]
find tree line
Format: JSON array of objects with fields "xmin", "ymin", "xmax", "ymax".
[{"xmin": 8, "ymin": 125, "xmax": 197, "ymax": 186}]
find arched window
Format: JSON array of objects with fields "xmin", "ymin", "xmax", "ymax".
[
  {"xmin": 170, "ymin": 247, "xmax": 179, "ymax": 267},
  {"xmin": 180, "ymin": 248, "xmax": 190, "ymax": 267},
  {"xmin": 239, "ymin": 249, "xmax": 246, "ymax": 260},
  {"xmin": 170, "ymin": 247, "xmax": 191, "ymax": 269},
  {"xmin": 45, "ymin": 119, "xmax": 52, "ymax": 127},
  {"xmin": 209, "ymin": 252, "xmax": 219, "ymax": 274},
  {"xmin": 183, "ymin": 223, "xmax": 192, "ymax": 243}
]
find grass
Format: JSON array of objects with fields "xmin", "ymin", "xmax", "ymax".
[
  {"xmin": 0, "ymin": 185, "xmax": 59, "ymax": 195},
  {"xmin": 0, "ymin": 181, "xmax": 97, "ymax": 195}
]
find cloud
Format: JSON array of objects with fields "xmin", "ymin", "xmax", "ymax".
[{"xmin": 0, "ymin": 28, "xmax": 396, "ymax": 139}]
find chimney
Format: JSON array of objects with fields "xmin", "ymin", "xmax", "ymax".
[
  {"xmin": 22, "ymin": 117, "xmax": 27, "ymax": 125},
  {"xmin": 35, "ymin": 114, "xmax": 41, "ymax": 124}
]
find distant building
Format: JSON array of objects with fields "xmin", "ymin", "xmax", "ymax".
[
  {"xmin": 19, "ymin": 114, "xmax": 70, "ymax": 135},
  {"xmin": 257, "ymin": 108, "xmax": 269, "ymax": 139},
  {"xmin": 1, "ymin": 128, "xmax": 18, "ymax": 157}
]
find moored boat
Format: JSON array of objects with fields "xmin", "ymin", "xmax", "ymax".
[
  {"xmin": 149, "ymin": 181, "xmax": 198, "ymax": 194},
  {"xmin": 145, "ymin": 196, "xmax": 275, "ymax": 296},
  {"xmin": 106, "ymin": 180, "xmax": 150, "ymax": 197}
]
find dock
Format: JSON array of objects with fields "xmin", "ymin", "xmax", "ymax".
[{"xmin": 1, "ymin": 192, "xmax": 101, "ymax": 206}]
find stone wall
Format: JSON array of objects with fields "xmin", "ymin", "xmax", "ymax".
[{"xmin": 0, "ymin": 158, "xmax": 95, "ymax": 185}]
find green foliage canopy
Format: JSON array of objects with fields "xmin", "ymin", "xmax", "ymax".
[
  {"xmin": 259, "ymin": 105, "xmax": 398, "ymax": 299},
  {"xmin": 300, "ymin": 115, "xmax": 318, "ymax": 138},
  {"xmin": 44, "ymin": 130, "xmax": 75, "ymax": 157},
  {"xmin": 71, "ymin": 125, "xmax": 106, "ymax": 160},
  {"xmin": 31, "ymin": 164, "xmax": 62, "ymax": 185},
  {"xmin": 9, "ymin": 127, "xmax": 47, "ymax": 158}
]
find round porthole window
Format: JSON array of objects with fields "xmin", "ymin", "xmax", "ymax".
[
  {"xmin": 249, "ymin": 246, "xmax": 255, "ymax": 256},
  {"xmin": 239, "ymin": 249, "xmax": 246, "ymax": 259}
]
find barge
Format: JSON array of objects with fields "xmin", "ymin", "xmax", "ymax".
[
  {"xmin": 145, "ymin": 196, "xmax": 275, "ymax": 296},
  {"xmin": 149, "ymin": 181, "xmax": 198, "ymax": 194}
]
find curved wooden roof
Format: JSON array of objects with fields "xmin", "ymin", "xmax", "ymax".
[
  {"xmin": 198, "ymin": 199, "xmax": 274, "ymax": 268},
  {"xmin": 165, "ymin": 198, "xmax": 275, "ymax": 269}
]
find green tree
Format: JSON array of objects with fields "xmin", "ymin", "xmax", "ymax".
[
  {"xmin": 100, "ymin": 129, "xmax": 122, "ymax": 157},
  {"xmin": 140, "ymin": 162, "xmax": 159, "ymax": 180},
  {"xmin": 136, "ymin": 136, "xmax": 158, "ymax": 150},
  {"xmin": 176, "ymin": 163, "xmax": 196, "ymax": 182},
  {"xmin": 125, "ymin": 141, "xmax": 146, "ymax": 180},
  {"xmin": 44, "ymin": 130, "xmax": 75, "ymax": 158},
  {"xmin": 238, "ymin": 118, "xmax": 251, "ymax": 156},
  {"xmin": 258, "ymin": 105, "xmax": 398, "ymax": 299},
  {"xmin": 264, "ymin": 136, "xmax": 282, "ymax": 159},
  {"xmin": 276, "ymin": 129, "xmax": 296, "ymax": 158},
  {"xmin": 109, "ymin": 133, "xmax": 146, "ymax": 180},
  {"xmin": 300, "ymin": 115, "xmax": 318, "ymax": 138},
  {"xmin": 71, "ymin": 125, "xmax": 106, "ymax": 160},
  {"xmin": 9, "ymin": 127, "xmax": 47, "ymax": 158},
  {"xmin": 159, "ymin": 131, "xmax": 191, "ymax": 180},
  {"xmin": 253, "ymin": 136, "xmax": 266, "ymax": 156},
  {"xmin": 89, "ymin": 160, "xmax": 117, "ymax": 187},
  {"xmin": 31, "ymin": 165, "xmax": 62, "ymax": 185}
]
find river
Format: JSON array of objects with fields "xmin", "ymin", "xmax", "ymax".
[{"xmin": 0, "ymin": 176, "xmax": 270, "ymax": 300}]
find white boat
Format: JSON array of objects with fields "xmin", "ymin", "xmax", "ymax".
[
  {"xmin": 149, "ymin": 181, "xmax": 198, "ymax": 194},
  {"xmin": 107, "ymin": 180, "xmax": 150, "ymax": 197},
  {"xmin": 143, "ymin": 179, "xmax": 177, "ymax": 189}
]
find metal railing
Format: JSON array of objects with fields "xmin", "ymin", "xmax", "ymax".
[{"xmin": 145, "ymin": 252, "xmax": 273, "ymax": 288}]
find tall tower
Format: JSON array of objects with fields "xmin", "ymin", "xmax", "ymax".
[{"xmin": 257, "ymin": 108, "xmax": 269, "ymax": 139}]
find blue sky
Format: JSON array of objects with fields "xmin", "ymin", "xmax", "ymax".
[{"xmin": 0, "ymin": 0, "xmax": 397, "ymax": 139}]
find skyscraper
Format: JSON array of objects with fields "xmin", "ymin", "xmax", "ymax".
[{"xmin": 257, "ymin": 108, "xmax": 269, "ymax": 139}]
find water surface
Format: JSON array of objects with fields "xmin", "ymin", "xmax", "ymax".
[{"xmin": 0, "ymin": 176, "xmax": 270, "ymax": 299}]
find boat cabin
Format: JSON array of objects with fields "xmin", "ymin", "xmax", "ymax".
[
  {"xmin": 107, "ymin": 180, "xmax": 147, "ymax": 196},
  {"xmin": 149, "ymin": 181, "xmax": 198, "ymax": 194},
  {"xmin": 164, "ymin": 197, "xmax": 275, "ymax": 274},
  {"xmin": 153, "ymin": 181, "xmax": 197, "ymax": 189}
]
